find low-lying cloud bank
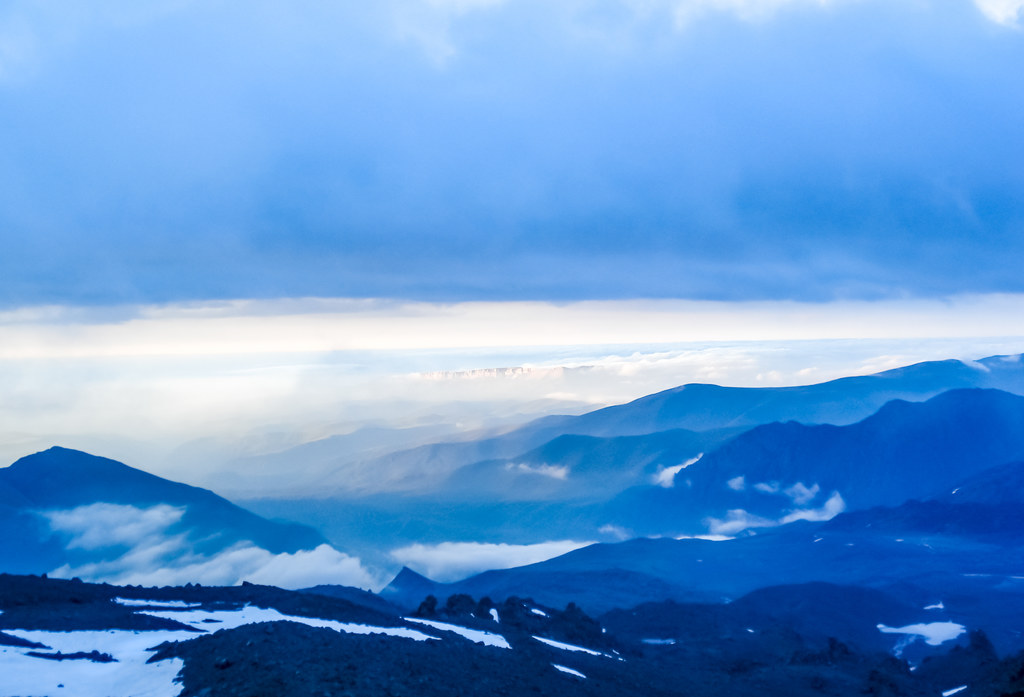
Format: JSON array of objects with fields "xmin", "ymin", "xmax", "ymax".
[
  {"xmin": 706, "ymin": 492, "xmax": 846, "ymax": 536},
  {"xmin": 389, "ymin": 540, "xmax": 596, "ymax": 583},
  {"xmin": 43, "ymin": 503, "xmax": 378, "ymax": 590}
]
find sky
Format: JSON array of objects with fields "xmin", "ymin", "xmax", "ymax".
[
  {"xmin": 2, "ymin": 0, "xmax": 1024, "ymax": 588},
  {"xmin": 1, "ymin": 0, "xmax": 1023, "ymax": 306},
  {"xmin": 1, "ymin": 0, "xmax": 1024, "ymax": 474}
]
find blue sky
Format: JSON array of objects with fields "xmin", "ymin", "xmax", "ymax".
[{"xmin": 2, "ymin": 0, "xmax": 1023, "ymax": 305}]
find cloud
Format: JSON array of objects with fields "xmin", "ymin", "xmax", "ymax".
[
  {"xmin": 752, "ymin": 480, "xmax": 820, "ymax": 504},
  {"xmin": 669, "ymin": 0, "xmax": 838, "ymax": 27},
  {"xmin": 7, "ymin": 296, "xmax": 1024, "ymax": 360},
  {"xmin": 973, "ymin": 0, "xmax": 1024, "ymax": 26},
  {"xmin": 1, "ymin": 297, "xmax": 1021, "ymax": 491},
  {"xmin": 391, "ymin": 0, "xmax": 510, "ymax": 64},
  {"xmin": 43, "ymin": 503, "xmax": 378, "ymax": 590},
  {"xmin": 727, "ymin": 475, "xmax": 746, "ymax": 491},
  {"xmin": 506, "ymin": 462, "xmax": 569, "ymax": 480},
  {"xmin": 389, "ymin": 539, "xmax": 595, "ymax": 582},
  {"xmin": 598, "ymin": 524, "xmax": 634, "ymax": 541},
  {"xmin": 778, "ymin": 491, "xmax": 845, "ymax": 524},
  {"xmin": 784, "ymin": 482, "xmax": 820, "ymax": 505},
  {"xmin": 45, "ymin": 503, "xmax": 185, "ymax": 550},
  {"xmin": 706, "ymin": 491, "xmax": 846, "ymax": 534},
  {"xmin": 2, "ymin": 0, "xmax": 1024, "ymax": 309},
  {"xmin": 651, "ymin": 454, "xmax": 703, "ymax": 487}
]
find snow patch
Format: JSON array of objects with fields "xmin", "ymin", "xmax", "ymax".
[
  {"xmin": 143, "ymin": 605, "xmax": 437, "ymax": 641},
  {"xmin": 531, "ymin": 608, "xmax": 549, "ymax": 617},
  {"xmin": 641, "ymin": 638, "xmax": 676, "ymax": 645},
  {"xmin": 533, "ymin": 635, "xmax": 621, "ymax": 660},
  {"xmin": 114, "ymin": 597, "xmax": 201, "ymax": 608},
  {"xmin": 943, "ymin": 686, "xmax": 968, "ymax": 697},
  {"xmin": 490, "ymin": 608, "xmax": 500, "ymax": 623},
  {"xmin": 925, "ymin": 602, "xmax": 945, "ymax": 611},
  {"xmin": 553, "ymin": 663, "xmax": 587, "ymax": 679},
  {"xmin": 877, "ymin": 622, "xmax": 966, "ymax": 646},
  {"xmin": 404, "ymin": 617, "xmax": 511, "ymax": 648}
]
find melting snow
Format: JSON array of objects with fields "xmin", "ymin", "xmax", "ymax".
[
  {"xmin": 2, "ymin": 601, "xmax": 442, "ymax": 696},
  {"xmin": 144, "ymin": 606, "xmax": 437, "ymax": 641},
  {"xmin": 943, "ymin": 686, "xmax": 968, "ymax": 697},
  {"xmin": 532, "ymin": 636, "xmax": 621, "ymax": 660},
  {"xmin": 404, "ymin": 618, "xmax": 511, "ymax": 649},
  {"xmin": 877, "ymin": 622, "xmax": 966, "ymax": 646},
  {"xmin": 553, "ymin": 663, "xmax": 587, "ymax": 679},
  {"xmin": 115, "ymin": 597, "xmax": 201, "ymax": 608}
]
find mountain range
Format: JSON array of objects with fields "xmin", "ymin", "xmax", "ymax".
[
  {"xmin": 246, "ymin": 355, "xmax": 1024, "ymax": 556},
  {"xmin": 4, "ymin": 354, "xmax": 1024, "ymax": 694}
]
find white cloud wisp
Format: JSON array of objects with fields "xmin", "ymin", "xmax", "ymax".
[
  {"xmin": 389, "ymin": 539, "xmax": 595, "ymax": 582},
  {"xmin": 43, "ymin": 502, "xmax": 378, "ymax": 590}
]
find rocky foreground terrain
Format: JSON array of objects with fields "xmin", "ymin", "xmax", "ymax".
[{"xmin": 3, "ymin": 573, "xmax": 1024, "ymax": 696}]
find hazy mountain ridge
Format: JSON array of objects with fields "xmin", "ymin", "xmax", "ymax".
[
  {"xmin": 242, "ymin": 356, "xmax": 1024, "ymax": 553},
  {"xmin": 238, "ymin": 355, "xmax": 1024, "ymax": 501}
]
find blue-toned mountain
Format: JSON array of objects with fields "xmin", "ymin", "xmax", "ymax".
[{"xmin": 0, "ymin": 447, "xmax": 331, "ymax": 580}]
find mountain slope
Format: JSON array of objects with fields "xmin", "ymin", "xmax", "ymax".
[
  {"xmin": 263, "ymin": 354, "xmax": 1024, "ymax": 499},
  {"xmin": 437, "ymin": 427, "xmax": 743, "ymax": 502},
  {"xmin": 0, "ymin": 447, "xmax": 348, "ymax": 585},
  {"xmin": 601, "ymin": 388, "xmax": 1024, "ymax": 536}
]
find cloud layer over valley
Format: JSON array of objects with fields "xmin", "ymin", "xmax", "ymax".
[{"xmin": 43, "ymin": 502, "xmax": 378, "ymax": 590}]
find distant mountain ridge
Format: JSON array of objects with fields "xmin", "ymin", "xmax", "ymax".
[
  {"xmin": 599, "ymin": 387, "xmax": 1024, "ymax": 536},
  {"xmin": 246, "ymin": 354, "xmax": 1024, "ymax": 500}
]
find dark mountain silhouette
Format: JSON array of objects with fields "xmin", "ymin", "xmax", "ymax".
[{"xmin": 0, "ymin": 447, "xmax": 327, "ymax": 575}]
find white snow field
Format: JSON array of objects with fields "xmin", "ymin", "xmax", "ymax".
[{"xmin": 1, "ymin": 628, "xmax": 187, "ymax": 697}]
